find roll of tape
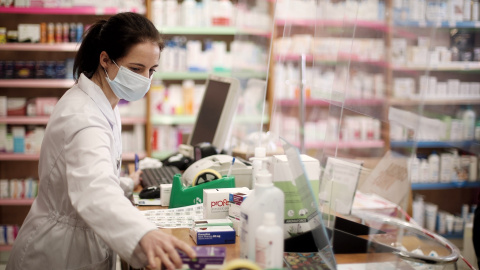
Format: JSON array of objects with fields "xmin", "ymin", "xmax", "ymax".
[
  {"xmin": 221, "ymin": 259, "xmax": 262, "ymax": 270},
  {"xmin": 192, "ymin": 169, "xmax": 222, "ymax": 186}
]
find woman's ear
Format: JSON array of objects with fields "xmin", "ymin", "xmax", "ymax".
[{"xmin": 99, "ymin": 51, "xmax": 110, "ymax": 70}]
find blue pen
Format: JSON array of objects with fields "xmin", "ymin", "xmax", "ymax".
[
  {"xmin": 226, "ymin": 157, "xmax": 235, "ymax": 177},
  {"xmin": 134, "ymin": 153, "xmax": 139, "ymax": 172}
]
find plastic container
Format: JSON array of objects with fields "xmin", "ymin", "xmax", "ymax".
[
  {"xmin": 462, "ymin": 105, "xmax": 476, "ymax": 140},
  {"xmin": 239, "ymin": 172, "xmax": 284, "ymax": 261},
  {"xmin": 428, "ymin": 151, "xmax": 440, "ymax": 183},
  {"xmin": 255, "ymin": 212, "xmax": 284, "ymax": 269},
  {"xmin": 249, "ymin": 146, "xmax": 268, "ymax": 187},
  {"xmin": 420, "ymin": 159, "xmax": 430, "ymax": 183},
  {"xmin": 182, "ymin": 0, "xmax": 197, "ymax": 26}
]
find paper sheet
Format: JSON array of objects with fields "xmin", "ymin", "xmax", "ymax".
[{"xmin": 140, "ymin": 204, "xmax": 204, "ymax": 228}]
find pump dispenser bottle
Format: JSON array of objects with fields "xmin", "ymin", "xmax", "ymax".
[
  {"xmin": 249, "ymin": 146, "xmax": 268, "ymax": 187},
  {"xmin": 239, "ymin": 172, "xmax": 284, "ymax": 261},
  {"xmin": 255, "ymin": 212, "xmax": 284, "ymax": 269}
]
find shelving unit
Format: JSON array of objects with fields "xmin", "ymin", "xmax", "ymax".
[{"xmin": 411, "ymin": 181, "xmax": 480, "ymax": 190}]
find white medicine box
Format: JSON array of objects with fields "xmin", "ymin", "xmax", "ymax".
[{"xmin": 268, "ymin": 154, "xmax": 320, "ymax": 238}]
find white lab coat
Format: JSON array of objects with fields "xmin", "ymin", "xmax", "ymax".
[{"xmin": 6, "ymin": 74, "xmax": 157, "ymax": 270}]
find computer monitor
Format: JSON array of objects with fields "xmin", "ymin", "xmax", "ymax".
[{"xmin": 179, "ymin": 74, "xmax": 240, "ymax": 158}]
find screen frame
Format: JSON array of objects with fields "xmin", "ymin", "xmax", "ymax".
[{"xmin": 187, "ymin": 74, "xmax": 240, "ymax": 152}]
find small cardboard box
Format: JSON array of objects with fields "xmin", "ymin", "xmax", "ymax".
[
  {"xmin": 203, "ymin": 187, "xmax": 249, "ymax": 219},
  {"xmin": 190, "ymin": 226, "xmax": 236, "ymax": 245},
  {"xmin": 268, "ymin": 154, "xmax": 320, "ymax": 238},
  {"xmin": 193, "ymin": 219, "xmax": 233, "ymax": 228}
]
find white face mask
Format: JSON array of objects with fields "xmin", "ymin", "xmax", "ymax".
[{"xmin": 104, "ymin": 60, "xmax": 151, "ymax": 102}]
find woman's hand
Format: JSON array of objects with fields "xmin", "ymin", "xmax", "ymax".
[
  {"xmin": 140, "ymin": 230, "xmax": 196, "ymax": 270},
  {"xmin": 130, "ymin": 169, "xmax": 143, "ymax": 188}
]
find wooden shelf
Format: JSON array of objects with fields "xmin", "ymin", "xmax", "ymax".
[
  {"xmin": 0, "ymin": 79, "xmax": 75, "ymax": 88},
  {"xmin": 0, "ymin": 6, "xmax": 142, "ymax": 15},
  {"xmin": 392, "ymin": 62, "xmax": 480, "ymax": 72},
  {"xmin": 0, "ymin": 198, "xmax": 35, "ymax": 205},
  {"xmin": 275, "ymin": 19, "xmax": 387, "ymax": 31},
  {"xmin": 0, "ymin": 43, "xmax": 79, "ymax": 51}
]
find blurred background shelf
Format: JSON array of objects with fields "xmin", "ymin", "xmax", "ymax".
[{"xmin": 411, "ymin": 182, "xmax": 480, "ymax": 190}]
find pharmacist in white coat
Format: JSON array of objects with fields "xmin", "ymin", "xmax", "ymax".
[{"xmin": 6, "ymin": 12, "xmax": 195, "ymax": 270}]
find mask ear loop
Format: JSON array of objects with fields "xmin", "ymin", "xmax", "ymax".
[{"xmin": 104, "ymin": 58, "xmax": 120, "ymax": 80}]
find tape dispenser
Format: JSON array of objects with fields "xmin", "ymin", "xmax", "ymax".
[{"xmin": 169, "ymin": 172, "xmax": 235, "ymax": 209}]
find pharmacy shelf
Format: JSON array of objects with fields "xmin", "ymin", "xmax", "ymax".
[
  {"xmin": 394, "ymin": 20, "xmax": 480, "ymax": 28},
  {"xmin": 0, "ymin": 43, "xmax": 79, "ymax": 52},
  {"xmin": 121, "ymin": 117, "xmax": 146, "ymax": 125},
  {"xmin": 0, "ymin": 198, "xmax": 35, "ymax": 205},
  {"xmin": 0, "ymin": 116, "xmax": 50, "ymax": 125},
  {"xmin": 392, "ymin": 63, "xmax": 480, "ymax": 72},
  {"xmin": 389, "ymin": 98, "xmax": 480, "ymax": 106},
  {"xmin": 411, "ymin": 182, "xmax": 480, "ymax": 190},
  {"xmin": 0, "ymin": 79, "xmax": 75, "ymax": 88},
  {"xmin": 274, "ymin": 53, "xmax": 388, "ymax": 67},
  {"xmin": 0, "ymin": 6, "xmax": 142, "ymax": 15},
  {"xmin": 295, "ymin": 140, "xmax": 385, "ymax": 149},
  {"xmin": 0, "ymin": 116, "xmax": 145, "ymax": 125},
  {"xmin": 155, "ymin": 70, "xmax": 267, "ymax": 80},
  {"xmin": 278, "ymin": 98, "xmax": 384, "ymax": 107},
  {"xmin": 0, "ymin": 245, "xmax": 13, "ymax": 252},
  {"xmin": 0, "ymin": 152, "xmax": 145, "ymax": 161},
  {"xmin": 158, "ymin": 26, "xmax": 271, "ymax": 37},
  {"xmin": 390, "ymin": 141, "xmax": 476, "ymax": 148},
  {"xmin": 439, "ymin": 232, "xmax": 464, "ymax": 239},
  {"xmin": 275, "ymin": 19, "xmax": 388, "ymax": 31},
  {"xmin": 151, "ymin": 115, "xmax": 195, "ymax": 125},
  {"xmin": 151, "ymin": 151, "xmax": 174, "ymax": 160},
  {"xmin": 151, "ymin": 114, "xmax": 269, "ymax": 125}
]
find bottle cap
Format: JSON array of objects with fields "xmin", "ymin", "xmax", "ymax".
[
  {"xmin": 263, "ymin": 212, "xmax": 276, "ymax": 226},
  {"xmin": 256, "ymin": 171, "xmax": 272, "ymax": 185},
  {"xmin": 254, "ymin": 147, "xmax": 266, "ymax": 158}
]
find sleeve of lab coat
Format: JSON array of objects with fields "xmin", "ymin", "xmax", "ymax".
[
  {"xmin": 64, "ymin": 114, "xmax": 157, "ymax": 269},
  {"xmin": 119, "ymin": 176, "xmax": 134, "ymax": 197}
]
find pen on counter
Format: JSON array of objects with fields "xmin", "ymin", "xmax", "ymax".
[
  {"xmin": 134, "ymin": 153, "xmax": 139, "ymax": 172},
  {"xmin": 226, "ymin": 157, "xmax": 235, "ymax": 177}
]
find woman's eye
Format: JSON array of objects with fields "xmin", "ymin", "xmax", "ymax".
[
  {"xmin": 149, "ymin": 69, "xmax": 157, "ymax": 76},
  {"xmin": 129, "ymin": 67, "xmax": 141, "ymax": 72}
]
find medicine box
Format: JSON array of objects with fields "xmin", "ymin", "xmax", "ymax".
[
  {"xmin": 268, "ymin": 154, "xmax": 320, "ymax": 238},
  {"xmin": 160, "ymin": 184, "xmax": 172, "ymax": 206},
  {"xmin": 203, "ymin": 187, "xmax": 249, "ymax": 219},
  {"xmin": 193, "ymin": 219, "xmax": 233, "ymax": 228},
  {"xmin": 190, "ymin": 226, "xmax": 236, "ymax": 245},
  {"xmin": 179, "ymin": 246, "xmax": 226, "ymax": 270}
]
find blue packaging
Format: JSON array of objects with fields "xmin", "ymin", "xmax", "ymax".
[
  {"xmin": 190, "ymin": 226, "xmax": 235, "ymax": 245},
  {"xmin": 55, "ymin": 61, "xmax": 66, "ymax": 79}
]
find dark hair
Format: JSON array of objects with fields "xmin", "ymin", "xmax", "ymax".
[{"xmin": 73, "ymin": 12, "xmax": 164, "ymax": 80}]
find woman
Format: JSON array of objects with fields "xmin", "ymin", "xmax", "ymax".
[{"xmin": 7, "ymin": 12, "xmax": 195, "ymax": 270}]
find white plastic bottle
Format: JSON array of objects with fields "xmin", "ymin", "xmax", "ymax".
[
  {"xmin": 420, "ymin": 159, "xmax": 430, "ymax": 183},
  {"xmin": 249, "ymin": 146, "xmax": 267, "ymax": 188},
  {"xmin": 182, "ymin": 0, "xmax": 197, "ymax": 26},
  {"xmin": 255, "ymin": 212, "xmax": 284, "ymax": 269},
  {"xmin": 463, "ymin": 105, "xmax": 476, "ymax": 140},
  {"xmin": 470, "ymin": 155, "xmax": 478, "ymax": 182},
  {"xmin": 428, "ymin": 151, "xmax": 440, "ymax": 183},
  {"xmin": 239, "ymin": 172, "xmax": 284, "ymax": 261},
  {"xmin": 409, "ymin": 156, "xmax": 420, "ymax": 183},
  {"xmin": 412, "ymin": 195, "xmax": 425, "ymax": 228}
]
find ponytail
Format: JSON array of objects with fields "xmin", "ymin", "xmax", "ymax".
[
  {"xmin": 73, "ymin": 20, "xmax": 107, "ymax": 81},
  {"xmin": 73, "ymin": 12, "xmax": 164, "ymax": 82}
]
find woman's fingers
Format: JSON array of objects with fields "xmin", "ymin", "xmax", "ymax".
[{"xmin": 156, "ymin": 245, "xmax": 175, "ymax": 270}]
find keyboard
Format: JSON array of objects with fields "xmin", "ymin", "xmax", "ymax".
[{"xmin": 142, "ymin": 165, "xmax": 181, "ymax": 187}]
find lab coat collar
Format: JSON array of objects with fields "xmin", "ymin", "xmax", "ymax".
[{"xmin": 78, "ymin": 73, "xmax": 117, "ymax": 127}]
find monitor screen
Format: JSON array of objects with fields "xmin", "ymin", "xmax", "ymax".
[{"xmin": 189, "ymin": 79, "xmax": 232, "ymax": 147}]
